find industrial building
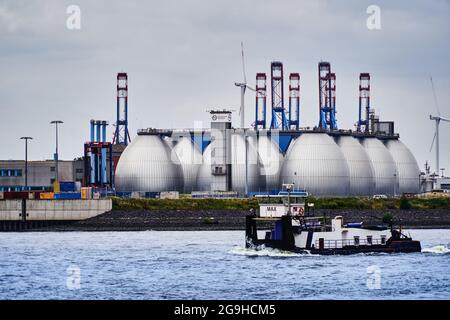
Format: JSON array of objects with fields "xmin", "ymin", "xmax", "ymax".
[
  {"xmin": 0, "ymin": 160, "xmax": 83, "ymax": 192},
  {"xmin": 115, "ymin": 61, "xmax": 422, "ymax": 197}
]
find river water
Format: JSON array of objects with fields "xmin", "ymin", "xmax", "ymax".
[{"xmin": 0, "ymin": 229, "xmax": 449, "ymax": 300}]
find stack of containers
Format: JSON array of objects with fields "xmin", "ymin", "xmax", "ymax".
[{"xmin": 53, "ymin": 181, "xmax": 82, "ymax": 200}]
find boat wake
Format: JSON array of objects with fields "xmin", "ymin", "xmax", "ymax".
[
  {"xmin": 228, "ymin": 246, "xmax": 316, "ymax": 257},
  {"xmin": 421, "ymin": 245, "xmax": 450, "ymax": 254}
]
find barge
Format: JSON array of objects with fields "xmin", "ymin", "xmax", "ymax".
[{"xmin": 245, "ymin": 185, "xmax": 421, "ymax": 255}]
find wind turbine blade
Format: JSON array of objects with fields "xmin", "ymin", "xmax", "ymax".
[
  {"xmin": 429, "ymin": 131, "xmax": 437, "ymax": 152},
  {"xmin": 246, "ymin": 85, "xmax": 256, "ymax": 92},
  {"xmin": 241, "ymin": 41, "xmax": 247, "ymax": 84},
  {"xmin": 430, "ymin": 76, "xmax": 441, "ymax": 116},
  {"xmin": 440, "ymin": 116, "xmax": 450, "ymax": 122}
]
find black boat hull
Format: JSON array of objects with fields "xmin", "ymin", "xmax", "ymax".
[{"xmin": 245, "ymin": 215, "xmax": 422, "ymax": 255}]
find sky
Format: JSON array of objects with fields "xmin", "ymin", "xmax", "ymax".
[{"xmin": 1, "ymin": 0, "xmax": 449, "ymax": 174}]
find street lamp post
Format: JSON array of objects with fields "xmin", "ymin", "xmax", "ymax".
[
  {"xmin": 20, "ymin": 137, "xmax": 33, "ymax": 191},
  {"xmin": 50, "ymin": 120, "xmax": 63, "ymax": 182}
]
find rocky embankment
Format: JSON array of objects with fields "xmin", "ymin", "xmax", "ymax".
[{"xmin": 40, "ymin": 208, "xmax": 450, "ymax": 231}]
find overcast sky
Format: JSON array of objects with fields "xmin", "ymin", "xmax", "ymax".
[{"xmin": 1, "ymin": 0, "xmax": 449, "ymax": 173}]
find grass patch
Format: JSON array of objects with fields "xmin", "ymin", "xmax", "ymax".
[
  {"xmin": 111, "ymin": 197, "xmax": 259, "ymax": 211},
  {"xmin": 111, "ymin": 196, "xmax": 450, "ymax": 212}
]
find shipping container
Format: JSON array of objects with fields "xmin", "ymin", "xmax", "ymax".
[
  {"xmin": 53, "ymin": 181, "xmax": 60, "ymax": 193},
  {"xmin": 81, "ymin": 187, "xmax": 92, "ymax": 200},
  {"xmin": 59, "ymin": 181, "xmax": 76, "ymax": 192},
  {"xmin": 40, "ymin": 192, "xmax": 54, "ymax": 200},
  {"xmin": 54, "ymin": 192, "xmax": 81, "ymax": 200},
  {"xmin": 3, "ymin": 191, "xmax": 29, "ymax": 200}
]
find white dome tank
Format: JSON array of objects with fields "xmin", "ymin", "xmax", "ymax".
[
  {"xmin": 257, "ymin": 135, "xmax": 283, "ymax": 191},
  {"xmin": 384, "ymin": 139, "xmax": 420, "ymax": 194},
  {"xmin": 196, "ymin": 143, "xmax": 212, "ymax": 191},
  {"xmin": 196, "ymin": 133, "xmax": 261, "ymax": 193},
  {"xmin": 360, "ymin": 137, "xmax": 399, "ymax": 196},
  {"xmin": 115, "ymin": 135, "xmax": 183, "ymax": 192},
  {"xmin": 172, "ymin": 137, "xmax": 202, "ymax": 193},
  {"xmin": 231, "ymin": 133, "xmax": 261, "ymax": 193},
  {"xmin": 280, "ymin": 133, "xmax": 350, "ymax": 196},
  {"xmin": 335, "ymin": 136, "xmax": 375, "ymax": 196}
]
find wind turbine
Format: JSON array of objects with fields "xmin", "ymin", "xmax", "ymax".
[
  {"xmin": 235, "ymin": 41, "xmax": 255, "ymax": 128},
  {"xmin": 429, "ymin": 76, "xmax": 450, "ymax": 175}
]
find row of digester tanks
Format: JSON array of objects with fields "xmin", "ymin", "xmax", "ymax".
[{"xmin": 114, "ymin": 132, "xmax": 420, "ymax": 196}]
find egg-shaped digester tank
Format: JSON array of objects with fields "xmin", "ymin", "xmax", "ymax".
[
  {"xmin": 115, "ymin": 134, "xmax": 183, "ymax": 192},
  {"xmin": 280, "ymin": 133, "xmax": 350, "ymax": 196},
  {"xmin": 335, "ymin": 135, "xmax": 375, "ymax": 196},
  {"xmin": 360, "ymin": 137, "xmax": 399, "ymax": 196},
  {"xmin": 257, "ymin": 135, "xmax": 283, "ymax": 191},
  {"xmin": 172, "ymin": 137, "xmax": 202, "ymax": 193},
  {"xmin": 384, "ymin": 139, "xmax": 420, "ymax": 194}
]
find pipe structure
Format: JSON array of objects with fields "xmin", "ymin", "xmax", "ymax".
[{"xmin": 101, "ymin": 121, "xmax": 108, "ymax": 184}]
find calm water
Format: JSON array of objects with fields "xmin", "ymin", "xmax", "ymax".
[{"xmin": 0, "ymin": 229, "xmax": 449, "ymax": 300}]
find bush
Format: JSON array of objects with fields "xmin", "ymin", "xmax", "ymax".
[
  {"xmin": 399, "ymin": 197, "xmax": 412, "ymax": 210},
  {"xmin": 382, "ymin": 212, "xmax": 394, "ymax": 225}
]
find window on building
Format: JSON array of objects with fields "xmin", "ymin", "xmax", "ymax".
[
  {"xmin": 0, "ymin": 169, "xmax": 5, "ymax": 177},
  {"xmin": 7, "ymin": 169, "xmax": 12, "ymax": 177},
  {"xmin": 50, "ymin": 178, "xmax": 55, "ymax": 184},
  {"xmin": 15, "ymin": 169, "xmax": 22, "ymax": 177},
  {"xmin": 50, "ymin": 167, "xmax": 55, "ymax": 172}
]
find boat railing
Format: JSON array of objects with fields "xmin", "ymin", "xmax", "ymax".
[{"xmin": 315, "ymin": 238, "xmax": 385, "ymax": 249}]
